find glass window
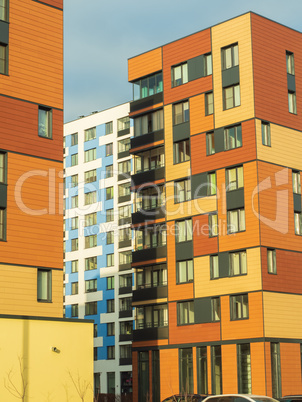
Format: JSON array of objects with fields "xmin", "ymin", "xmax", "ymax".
[
  {"xmin": 85, "ymin": 279, "xmax": 97, "ymax": 293},
  {"xmin": 293, "ymin": 171, "xmax": 301, "ymax": 194},
  {"xmin": 105, "ymin": 165, "xmax": 113, "ymax": 178},
  {"xmin": 118, "ymin": 160, "xmax": 131, "ymax": 176},
  {"xmin": 267, "ymin": 249, "xmax": 277, "ymax": 274},
  {"xmin": 135, "ymin": 185, "xmax": 164, "ymax": 212},
  {"xmin": 0, "ymin": 0, "xmax": 8, "ymax": 22},
  {"xmin": 132, "ymin": 72, "xmax": 163, "ymax": 100},
  {"xmin": 71, "ymin": 304, "xmax": 78, "ymax": 317},
  {"xmin": 197, "ymin": 346, "xmax": 208, "ymax": 394},
  {"xmin": 223, "ymin": 84, "xmax": 240, "ymax": 110},
  {"xmin": 71, "ymin": 153, "xmax": 78, "ymax": 166},
  {"xmin": 118, "ymin": 205, "xmax": 131, "ymax": 220},
  {"xmin": 207, "ymin": 172, "xmax": 216, "ymax": 195},
  {"xmin": 71, "ymin": 282, "xmax": 78, "ymax": 295},
  {"xmin": 177, "ymin": 301, "xmax": 194, "ymax": 325},
  {"xmin": 84, "ymin": 169, "xmax": 96, "ymax": 183},
  {"xmin": 118, "ymin": 182, "xmax": 131, "ymax": 198},
  {"xmin": 85, "ymin": 301, "xmax": 97, "ymax": 315},
  {"xmin": 174, "ymin": 139, "xmax": 190, "ymax": 164},
  {"xmin": 209, "ymin": 213, "xmax": 218, "ymax": 237},
  {"xmin": 118, "ymin": 138, "xmax": 131, "ymax": 153},
  {"xmin": 71, "ymin": 260, "xmax": 78, "ymax": 273},
  {"xmin": 37, "ymin": 269, "xmax": 52, "ymax": 302},
  {"xmin": 119, "ymin": 274, "xmax": 132, "ymax": 289},
  {"xmin": 238, "ymin": 344, "xmax": 251, "ymax": 393},
  {"xmin": 0, "ymin": 208, "xmax": 6, "ymax": 240},
  {"xmin": 136, "ymin": 264, "xmax": 167, "ymax": 289},
  {"xmin": 134, "ymin": 109, "xmax": 164, "ymax": 137},
  {"xmin": 119, "ymin": 227, "xmax": 131, "ymax": 243},
  {"xmin": 71, "ymin": 132, "xmax": 78, "ymax": 146},
  {"xmin": 262, "ymin": 121, "xmax": 271, "ymax": 146},
  {"xmin": 120, "ymin": 321, "xmax": 133, "ymax": 336},
  {"xmin": 107, "ymin": 322, "xmax": 115, "ymax": 336},
  {"xmin": 288, "ymin": 91, "xmax": 297, "ymax": 114},
  {"xmin": 177, "ymin": 260, "xmax": 193, "ymax": 284},
  {"xmin": 105, "ymin": 121, "xmax": 113, "ymax": 135},
  {"xmin": 119, "ymin": 297, "xmax": 132, "ymax": 312},
  {"xmin": 118, "ymin": 116, "xmax": 130, "ymax": 131},
  {"xmin": 230, "ymin": 293, "xmax": 249, "ymax": 320},
  {"xmin": 179, "ymin": 348, "xmax": 193, "ymax": 394},
  {"xmin": 119, "ymin": 250, "xmax": 132, "ymax": 265},
  {"xmin": 85, "ymin": 234, "xmax": 97, "ymax": 249},
  {"xmin": 226, "ymin": 165, "xmax": 244, "ymax": 191},
  {"xmin": 222, "ymin": 43, "xmax": 239, "ymax": 70},
  {"xmin": 107, "ymin": 253, "xmax": 114, "ymax": 267},
  {"xmin": 106, "ymin": 208, "xmax": 114, "ymax": 222},
  {"xmin": 107, "ymin": 231, "xmax": 114, "ymax": 245},
  {"xmin": 84, "ymin": 148, "xmax": 96, "ymax": 163},
  {"xmin": 205, "ymin": 92, "xmax": 214, "ymax": 115},
  {"xmin": 106, "ymin": 186, "xmax": 114, "ymax": 200},
  {"xmin": 107, "ymin": 276, "xmax": 114, "ymax": 290},
  {"xmin": 271, "ymin": 343, "xmax": 282, "ymax": 398},
  {"xmin": 71, "ymin": 216, "xmax": 78, "ymax": 230},
  {"xmin": 0, "ymin": 152, "xmax": 6, "ymax": 183},
  {"xmin": 0, "ymin": 43, "xmax": 7, "ymax": 74},
  {"xmin": 176, "ymin": 219, "xmax": 192, "ymax": 243},
  {"xmin": 84, "ymin": 127, "xmax": 96, "ymax": 141},
  {"xmin": 71, "ymin": 174, "xmax": 78, "ymax": 188},
  {"xmin": 71, "ymin": 195, "xmax": 78, "ymax": 208},
  {"xmin": 38, "ymin": 106, "xmax": 52, "ymax": 138},
  {"xmin": 294, "ymin": 212, "xmax": 302, "ymax": 235},
  {"xmin": 204, "ymin": 53, "xmax": 212, "ymax": 76},
  {"xmin": 210, "ymin": 255, "xmax": 219, "ymax": 279},
  {"xmin": 134, "ymin": 147, "xmax": 164, "ymax": 173},
  {"xmin": 84, "ymin": 212, "xmax": 97, "ymax": 227},
  {"xmin": 224, "ymin": 124, "xmax": 242, "ymax": 150},
  {"xmin": 206, "ymin": 131, "xmax": 215, "ymax": 155},
  {"xmin": 71, "ymin": 238, "xmax": 78, "ymax": 251},
  {"xmin": 175, "ymin": 179, "xmax": 191, "ymax": 203},
  {"xmin": 85, "ymin": 256, "xmax": 97, "ymax": 271},
  {"xmin": 85, "ymin": 191, "xmax": 97, "ymax": 205},
  {"xmin": 286, "ymin": 51, "xmax": 295, "ymax": 75},
  {"xmin": 229, "ymin": 250, "xmax": 247, "ymax": 276},
  {"xmin": 173, "ymin": 101, "xmax": 189, "ymax": 125},
  {"xmin": 211, "ymin": 297, "xmax": 220, "ymax": 322},
  {"xmin": 106, "ymin": 143, "xmax": 113, "ymax": 156},
  {"xmin": 107, "ymin": 299, "xmax": 114, "ymax": 313},
  {"xmin": 171, "ymin": 63, "xmax": 188, "ymax": 87},
  {"xmin": 228, "ymin": 208, "xmax": 246, "ymax": 233}
]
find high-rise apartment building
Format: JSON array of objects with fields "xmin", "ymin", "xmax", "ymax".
[
  {"xmin": 128, "ymin": 12, "xmax": 302, "ymax": 401},
  {"xmin": 64, "ymin": 102, "xmax": 133, "ymax": 396},
  {"xmin": 0, "ymin": 1, "xmax": 93, "ymax": 400}
]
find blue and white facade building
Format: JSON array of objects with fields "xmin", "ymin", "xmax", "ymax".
[{"xmin": 63, "ymin": 102, "xmax": 133, "ymax": 396}]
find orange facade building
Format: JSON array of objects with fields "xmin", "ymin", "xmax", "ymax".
[{"xmin": 128, "ymin": 12, "xmax": 302, "ymax": 401}]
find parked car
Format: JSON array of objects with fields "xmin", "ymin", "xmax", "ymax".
[
  {"xmin": 202, "ymin": 395, "xmax": 280, "ymax": 402},
  {"xmin": 279, "ymin": 396, "xmax": 302, "ymax": 402},
  {"xmin": 162, "ymin": 394, "xmax": 208, "ymax": 402}
]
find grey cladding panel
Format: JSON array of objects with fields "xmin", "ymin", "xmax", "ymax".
[
  {"xmin": 173, "ymin": 121, "xmax": 190, "ymax": 142},
  {"xmin": 222, "ymin": 65, "xmax": 240, "ymax": 87},
  {"xmin": 226, "ymin": 188, "xmax": 245, "ymax": 209},
  {"xmin": 188, "ymin": 55, "xmax": 204, "ymax": 82},
  {"xmin": 191, "ymin": 173, "xmax": 208, "ymax": 199},
  {"xmin": 176, "ymin": 241, "xmax": 193, "ymax": 261},
  {"xmin": 0, "ymin": 183, "xmax": 7, "ymax": 208},
  {"xmin": 218, "ymin": 252, "xmax": 229, "ymax": 278},
  {"xmin": 194, "ymin": 298, "xmax": 212, "ymax": 324},
  {"xmin": 294, "ymin": 193, "xmax": 302, "ymax": 213},
  {"xmin": 214, "ymin": 128, "xmax": 225, "ymax": 153},
  {"xmin": 0, "ymin": 21, "xmax": 8, "ymax": 45},
  {"xmin": 287, "ymin": 74, "xmax": 296, "ymax": 92}
]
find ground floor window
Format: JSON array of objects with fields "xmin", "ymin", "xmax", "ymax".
[
  {"xmin": 179, "ymin": 348, "xmax": 193, "ymax": 394},
  {"xmin": 138, "ymin": 351, "xmax": 149, "ymax": 402},
  {"xmin": 211, "ymin": 345, "xmax": 222, "ymax": 394},
  {"xmin": 271, "ymin": 343, "xmax": 281, "ymax": 398},
  {"xmin": 237, "ymin": 343, "xmax": 251, "ymax": 393},
  {"xmin": 197, "ymin": 346, "xmax": 207, "ymax": 394}
]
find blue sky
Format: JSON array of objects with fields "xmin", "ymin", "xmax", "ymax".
[{"xmin": 64, "ymin": 0, "xmax": 302, "ymax": 123}]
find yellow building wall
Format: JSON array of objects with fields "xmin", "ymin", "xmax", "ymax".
[
  {"xmin": 263, "ymin": 292, "xmax": 302, "ymax": 338},
  {"xmin": 0, "ymin": 316, "xmax": 93, "ymax": 401},
  {"xmin": 211, "ymin": 13, "xmax": 255, "ymax": 128}
]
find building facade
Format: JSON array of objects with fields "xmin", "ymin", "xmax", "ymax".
[
  {"xmin": 64, "ymin": 103, "xmax": 134, "ymax": 397},
  {"xmin": 128, "ymin": 12, "xmax": 302, "ymax": 401},
  {"xmin": 0, "ymin": 1, "xmax": 93, "ymax": 400}
]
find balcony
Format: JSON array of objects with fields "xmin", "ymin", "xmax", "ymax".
[
  {"xmin": 119, "ymin": 333, "xmax": 132, "ymax": 342},
  {"xmin": 132, "ymin": 167, "xmax": 165, "ymax": 187},
  {"xmin": 132, "ymin": 206, "xmax": 165, "ymax": 224},
  {"xmin": 133, "ymin": 326, "xmax": 168, "ymax": 342},
  {"xmin": 132, "ymin": 245, "xmax": 166, "ymax": 264},
  {"xmin": 131, "ymin": 129, "xmax": 164, "ymax": 150},
  {"xmin": 130, "ymin": 92, "xmax": 163, "ymax": 113},
  {"xmin": 120, "ymin": 357, "xmax": 132, "ymax": 366},
  {"xmin": 133, "ymin": 285, "xmax": 167, "ymax": 303},
  {"xmin": 119, "ymin": 285, "xmax": 132, "ymax": 295}
]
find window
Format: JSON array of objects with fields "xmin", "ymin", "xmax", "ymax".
[
  {"xmin": 209, "ymin": 213, "xmax": 218, "ymax": 237},
  {"xmin": 118, "ymin": 138, "xmax": 131, "ymax": 153},
  {"xmin": 271, "ymin": 343, "xmax": 282, "ymax": 398},
  {"xmin": 205, "ymin": 92, "xmax": 213, "ymax": 115},
  {"xmin": 107, "ymin": 253, "xmax": 114, "ymax": 267},
  {"xmin": 118, "ymin": 116, "xmax": 130, "ymax": 132},
  {"xmin": 37, "ymin": 269, "xmax": 52, "ymax": 302},
  {"xmin": 267, "ymin": 249, "xmax": 277, "ymax": 274},
  {"xmin": 105, "ymin": 165, "xmax": 113, "ymax": 178},
  {"xmin": 222, "ymin": 43, "xmax": 239, "ymax": 70},
  {"xmin": 211, "ymin": 297, "xmax": 220, "ymax": 322},
  {"xmin": 107, "ymin": 231, "xmax": 114, "ymax": 245},
  {"xmin": 118, "ymin": 182, "xmax": 131, "ymax": 198},
  {"xmin": 71, "ymin": 238, "xmax": 78, "ymax": 251},
  {"xmin": 85, "ymin": 301, "xmax": 97, "ymax": 315},
  {"xmin": 106, "ymin": 208, "xmax": 114, "ymax": 222},
  {"xmin": 226, "ymin": 165, "xmax": 244, "ymax": 191},
  {"xmin": 85, "ymin": 256, "xmax": 97, "ymax": 271},
  {"xmin": 119, "ymin": 297, "xmax": 132, "ymax": 312},
  {"xmin": 120, "ymin": 321, "xmax": 133, "ymax": 336},
  {"xmin": 94, "ymin": 347, "xmax": 98, "ymax": 361},
  {"xmin": 228, "ymin": 208, "xmax": 246, "ymax": 233},
  {"xmin": 106, "ymin": 143, "xmax": 113, "ymax": 156},
  {"xmin": 206, "ymin": 131, "xmax": 215, "ymax": 155},
  {"xmin": 262, "ymin": 121, "xmax": 271, "ymax": 146},
  {"xmin": 71, "ymin": 195, "xmax": 78, "ymax": 208},
  {"xmin": 294, "ymin": 212, "xmax": 302, "ymax": 235},
  {"xmin": 174, "ymin": 139, "xmax": 190, "ymax": 164},
  {"xmin": 105, "ymin": 186, "xmax": 114, "ymax": 200},
  {"xmin": 204, "ymin": 53, "xmax": 212, "ymax": 75},
  {"xmin": 94, "ymin": 324, "xmax": 98, "ymax": 337},
  {"xmin": 210, "ymin": 255, "xmax": 219, "ymax": 279},
  {"xmin": 107, "ymin": 299, "xmax": 115, "ymax": 313},
  {"xmin": 207, "ymin": 172, "xmax": 216, "ymax": 195},
  {"xmin": 118, "ymin": 160, "xmax": 131, "ymax": 176},
  {"xmin": 71, "ymin": 260, "xmax": 78, "ymax": 273},
  {"xmin": 136, "ymin": 264, "xmax": 167, "ymax": 289},
  {"xmin": 177, "ymin": 260, "xmax": 193, "ymax": 284},
  {"xmin": 134, "ymin": 147, "xmax": 164, "ymax": 173},
  {"xmin": 293, "ymin": 171, "xmax": 301, "ymax": 194},
  {"xmin": 84, "ymin": 127, "xmax": 96, "ymax": 141},
  {"xmin": 84, "ymin": 148, "xmax": 96, "ymax": 163},
  {"xmin": 119, "ymin": 227, "xmax": 131, "ymax": 243},
  {"xmin": 175, "ymin": 179, "xmax": 191, "ymax": 203},
  {"xmin": 84, "ymin": 212, "xmax": 97, "ymax": 227},
  {"xmin": 71, "ymin": 174, "xmax": 78, "ymax": 187},
  {"xmin": 171, "ymin": 63, "xmax": 188, "ymax": 87},
  {"xmin": 134, "ymin": 109, "xmax": 164, "ymax": 137},
  {"xmin": 85, "ymin": 279, "xmax": 97, "ymax": 293},
  {"xmin": 71, "ymin": 282, "xmax": 78, "ymax": 295},
  {"xmin": 223, "ymin": 84, "xmax": 240, "ymax": 110},
  {"xmin": 107, "ymin": 346, "xmax": 115, "ymax": 360},
  {"xmin": 230, "ymin": 293, "xmax": 249, "ymax": 320},
  {"xmin": 224, "ymin": 124, "xmax": 242, "ymax": 150},
  {"xmin": 85, "ymin": 234, "xmax": 97, "ymax": 248},
  {"xmin": 107, "ymin": 322, "xmax": 115, "ymax": 336},
  {"xmin": 71, "ymin": 216, "xmax": 78, "ymax": 230},
  {"xmin": 176, "ymin": 219, "xmax": 192, "ymax": 243},
  {"xmin": 105, "ymin": 121, "xmax": 113, "ymax": 135},
  {"xmin": 136, "ymin": 304, "xmax": 167, "ymax": 329},
  {"xmin": 38, "ymin": 106, "xmax": 52, "ymax": 138},
  {"xmin": 0, "ymin": 208, "xmax": 6, "ymax": 240},
  {"xmin": 85, "ymin": 191, "xmax": 97, "ymax": 205},
  {"xmin": 119, "ymin": 274, "xmax": 132, "ymax": 289},
  {"xmin": 71, "ymin": 132, "xmax": 78, "ymax": 146},
  {"xmin": 120, "ymin": 345, "xmax": 132, "ymax": 359},
  {"xmin": 229, "ymin": 250, "xmax": 247, "ymax": 276},
  {"xmin": 211, "ymin": 345, "xmax": 222, "ymax": 394},
  {"xmin": 71, "ymin": 304, "xmax": 78, "ymax": 318},
  {"xmin": 238, "ymin": 344, "xmax": 251, "ymax": 393},
  {"xmin": 70, "ymin": 153, "xmax": 78, "ymax": 166},
  {"xmin": 107, "ymin": 276, "xmax": 114, "ymax": 290},
  {"xmin": 119, "ymin": 250, "xmax": 132, "ymax": 265},
  {"xmin": 197, "ymin": 347, "xmax": 208, "ymax": 394},
  {"xmin": 135, "ymin": 225, "xmax": 165, "ymax": 251},
  {"xmin": 179, "ymin": 348, "xmax": 193, "ymax": 394},
  {"xmin": 286, "ymin": 51, "xmax": 295, "ymax": 75},
  {"xmin": 0, "ymin": 152, "xmax": 6, "ymax": 183},
  {"xmin": 173, "ymin": 101, "xmax": 189, "ymax": 125},
  {"xmin": 0, "ymin": 0, "xmax": 8, "ymax": 22},
  {"xmin": 288, "ymin": 91, "xmax": 297, "ymax": 114},
  {"xmin": 133, "ymin": 72, "xmax": 163, "ymax": 100},
  {"xmin": 118, "ymin": 205, "xmax": 131, "ymax": 221},
  {"xmin": 107, "ymin": 372, "xmax": 115, "ymax": 394},
  {"xmin": 84, "ymin": 169, "xmax": 96, "ymax": 183},
  {"xmin": 177, "ymin": 301, "xmax": 194, "ymax": 325}
]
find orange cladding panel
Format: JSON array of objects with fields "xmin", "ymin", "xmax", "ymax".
[
  {"xmin": 190, "ymin": 94, "xmax": 214, "ymax": 136},
  {"xmin": 128, "ymin": 48, "xmax": 162, "ymax": 82},
  {"xmin": 132, "ymin": 351, "xmax": 138, "ymax": 402},
  {"xmin": 1, "ymin": 153, "xmax": 63, "ymax": 269},
  {"xmin": 160, "ymin": 349, "xmax": 179, "ymax": 399},
  {"xmin": 221, "ymin": 344, "xmax": 237, "ymax": 393},
  {"xmin": 280, "ymin": 343, "xmax": 302, "ymax": 396},
  {"xmin": 193, "ymin": 214, "xmax": 218, "ymax": 257}
]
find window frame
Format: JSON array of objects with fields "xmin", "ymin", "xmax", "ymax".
[
  {"xmin": 267, "ymin": 248, "xmax": 277, "ymax": 274},
  {"xmin": 174, "ymin": 139, "xmax": 190, "ymax": 164},
  {"xmin": 0, "ymin": 207, "xmax": 6, "ymax": 241},
  {"xmin": 230, "ymin": 293, "xmax": 249, "ymax": 320},
  {"xmin": 221, "ymin": 43, "xmax": 239, "ymax": 70},
  {"xmin": 84, "ymin": 148, "xmax": 96, "ymax": 163},
  {"xmin": 288, "ymin": 91, "xmax": 297, "ymax": 114},
  {"xmin": 105, "ymin": 121, "xmax": 113, "ymax": 135},
  {"xmin": 175, "ymin": 219, "xmax": 193, "ymax": 243},
  {"xmin": 85, "ymin": 256, "xmax": 97, "ymax": 271},
  {"xmin": 85, "ymin": 278, "xmax": 97, "ymax": 293},
  {"xmin": 173, "ymin": 101, "xmax": 189, "ymax": 125},
  {"xmin": 229, "ymin": 250, "xmax": 247, "ymax": 276},
  {"xmin": 205, "ymin": 91, "xmax": 214, "ymax": 116},
  {"xmin": 38, "ymin": 106, "xmax": 52, "ymax": 139},
  {"xmin": 176, "ymin": 260, "xmax": 194, "ymax": 284},
  {"xmin": 174, "ymin": 178, "xmax": 191, "ymax": 203},
  {"xmin": 286, "ymin": 51, "xmax": 295, "ymax": 75},
  {"xmin": 171, "ymin": 62, "xmax": 188, "ymax": 87},
  {"xmin": 84, "ymin": 127, "xmax": 96, "ymax": 142},
  {"xmin": 261, "ymin": 121, "xmax": 271, "ymax": 146},
  {"xmin": 37, "ymin": 269, "xmax": 52, "ymax": 302},
  {"xmin": 223, "ymin": 84, "xmax": 241, "ymax": 110},
  {"xmin": 226, "ymin": 165, "xmax": 244, "ymax": 191},
  {"xmin": 177, "ymin": 300, "xmax": 194, "ymax": 325},
  {"xmin": 211, "ymin": 297, "xmax": 220, "ymax": 322},
  {"xmin": 227, "ymin": 208, "xmax": 246, "ymax": 234}
]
